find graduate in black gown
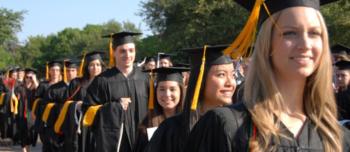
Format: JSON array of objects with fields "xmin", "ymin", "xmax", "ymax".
[
  {"xmin": 146, "ymin": 45, "xmax": 236, "ymax": 152},
  {"xmin": 16, "ymin": 68, "xmax": 40, "ymax": 151},
  {"xmin": 0, "ymin": 73, "xmax": 10, "ymax": 140},
  {"xmin": 334, "ymin": 60, "xmax": 350, "ymax": 120},
  {"xmin": 35, "ymin": 60, "xmax": 63, "ymax": 152},
  {"xmin": 84, "ymin": 31, "xmax": 149, "ymax": 152},
  {"xmin": 61, "ymin": 51, "xmax": 106, "ymax": 152},
  {"xmin": 134, "ymin": 67, "xmax": 189, "ymax": 152},
  {"xmin": 185, "ymin": 0, "xmax": 350, "ymax": 151}
]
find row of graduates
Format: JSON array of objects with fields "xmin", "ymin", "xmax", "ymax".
[{"xmin": 3, "ymin": 0, "xmax": 350, "ymax": 152}]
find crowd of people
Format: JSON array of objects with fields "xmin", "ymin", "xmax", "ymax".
[{"xmin": 1, "ymin": 0, "xmax": 350, "ymax": 152}]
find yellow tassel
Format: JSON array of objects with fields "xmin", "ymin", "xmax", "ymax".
[
  {"xmin": 79, "ymin": 52, "xmax": 86, "ymax": 77},
  {"xmin": 83, "ymin": 105, "xmax": 102, "ymax": 127},
  {"xmin": 148, "ymin": 72, "xmax": 155, "ymax": 110},
  {"xmin": 63, "ymin": 60, "xmax": 67, "ymax": 83},
  {"xmin": 109, "ymin": 34, "xmax": 115, "ymax": 68},
  {"xmin": 191, "ymin": 45, "xmax": 207, "ymax": 110},
  {"xmin": 54, "ymin": 100, "xmax": 74, "ymax": 134},
  {"xmin": 46, "ymin": 62, "xmax": 49, "ymax": 80},
  {"xmin": 223, "ymin": 0, "xmax": 263, "ymax": 59}
]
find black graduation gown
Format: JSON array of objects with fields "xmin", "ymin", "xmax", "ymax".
[
  {"xmin": 85, "ymin": 66, "xmax": 149, "ymax": 152},
  {"xmin": 185, "ymin": 103, "xmax": 350, "ymax": 152},
  {"xmin": 62, "ymin": 77, "xmax": 91, "ymax": 152},
  {"xmin": 336, "ymin": 88, "xmax": 350, "ymax": 120},
  {"xmin": 15, "ymin": 85, "xmax": 37, "ymax": 147},
  {"xmin": 145, "ymin": 113, "xmax": 187, "ymax": 152},
  {"xmin": 0, "ymin": 82, "xmax": 10, "ymax": 139},
  {"xmin": 42, "ymin": 81, "xmax": 69, "ymax": 152}
]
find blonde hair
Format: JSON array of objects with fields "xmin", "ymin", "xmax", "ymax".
[{"xmin": 244, "ymin": 9, "xmax": 343, "ymax": 152}]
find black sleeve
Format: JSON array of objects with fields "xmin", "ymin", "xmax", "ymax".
[
  {"xmin": 84, "ymin": 76, "xmax": 109, "ymax": 106},
  {"xmin": 184, "ymin": 108, "xmax": 240, "ymax": 152}
]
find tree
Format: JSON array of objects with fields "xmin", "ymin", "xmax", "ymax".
[{"xmin": 0, "ymin": 8, "xmax": 25, "ymax": 45}]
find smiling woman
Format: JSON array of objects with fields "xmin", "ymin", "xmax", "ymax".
[{"xmin": 184, "ymin": 0, "xmax": 350, "ymax": 152}]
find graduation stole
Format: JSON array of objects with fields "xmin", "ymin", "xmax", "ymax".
[
  {"xmin": 31, "ymin": 98, "xmax": 41, "ymax": 119},
  {"xmin": 42, "ymin": 103, "xmax": 55, "ymax": 123},
  {"xmin": 83, "ymin": 105, "xmax": 102, "ymax": 127},
  {"xmin": 54, "ymin": 100, "xmax": 74, "ymax": 134},
  {"xmin": 0, "ymin": 93, "xmax": 5, "ymax": 105},
  {"xmin": 10, "ymin": 93, "xmax": 19, "ymax": 115}
]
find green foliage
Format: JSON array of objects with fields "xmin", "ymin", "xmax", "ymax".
[{"xmin": 0, "ymin": 8, "xmax": 25, "ymax": 45}]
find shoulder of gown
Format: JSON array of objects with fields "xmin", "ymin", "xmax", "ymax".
[{"xmin": 184, "ymin": 103, "xmax": 249, "ymax": 152}]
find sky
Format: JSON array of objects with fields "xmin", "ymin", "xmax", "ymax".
[{"xmin": 0, "ymin": 0, "xmax": 151, "ymax": 43}]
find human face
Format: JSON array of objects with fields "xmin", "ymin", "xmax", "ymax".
[
  {"xmin": 145, "ymin": 61, "xmax": 156, "ymax": 70},
  {"xmin": 18, "ymin": 71, "xmax": 25, "ymax": 81},
  {"xmin": 159, "ymin": 59, "xmax": 172, "ymax": 68},
  {"xmin": 88, "ymin": 59, "xmax": 102, "ymax": 78},
  {"xmin": 156, "ymin": 81, "xmax": 181, "ymax": 111},
  {"xmin": 271, "ymin": 7, "xmax": 323, "ymax": 80},
  {"xmin": 336, "ymin": 70, "xmax": 350, "ymax": 89},
  {"xmin": 204, "ymin": 63, "xmax": 236, "ymax": 106},
  {"xmin": 115, "ymin": 43, "xmax": 136, "ymax": 69},
  {"xmin": 10, "ymin": 72, "xmax": 18, "ymax": 79},
  {"xmin": 66, "ymin": 68, "xmax": 77, "ymax": 82},
  {"xmin": 49, "ymin": 66, "xmax": 61, "ymax": 81}
]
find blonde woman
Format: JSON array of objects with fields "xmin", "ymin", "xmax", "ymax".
[{"xmin": 185, "ymin": 0, "xmax": 350, "ymax": 151}]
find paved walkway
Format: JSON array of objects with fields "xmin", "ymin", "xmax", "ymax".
[{"xmin": 0, "ymin": 139, "xmax": 42, "ymax": 152}]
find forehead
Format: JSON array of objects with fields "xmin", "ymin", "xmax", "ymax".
[
  {"xmin": 50, "ymin": 66, "xmax": 61, "ymax": 70},
  {"xmin": 210, "ymin": 63, "xmax": 234, "ymax": 71},
  {"xmin": 277, "ymin": 6, "xmax": 321, "ymax": 27}
]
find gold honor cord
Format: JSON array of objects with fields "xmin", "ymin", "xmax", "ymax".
[
  {"xmin": 148, "ymin": 71, "xmax": 155, "ymax": 110},
  {"xmin": 191, "ymin": 45, "xmax": 207, "ymax": 110},
  {"xmin": 83, "ymin": 105, "xmax": 102, "ymax": 127}
]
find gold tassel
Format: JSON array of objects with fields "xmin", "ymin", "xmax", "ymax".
[
  {"xmin": 0, "ymin": 93, "xmax": 5, "ymax": 106},
  {"xmin": 79, "ymin": 52, "xmax": 86, "ymax": 77},
  {"xmin": 46, "ymin": 62, "xmax": 49, "ymax": 80},
  {"xmin": 191, "ymin": 45, "xmax": 207, "ymax": 110},
  {"xmin": 148, "ymin": 71, "xmax": 155, "ymax": 110},
  {"xmin": 109, "ymin": 34, "xmax": 115, "ymax": 68},
  {"xmin": 63, "ymin": 60, "xmax": 67, "ymax": 83},
  {"xmin": 223, "ymin": 0, "xmax": 264, "ymax": 59}
]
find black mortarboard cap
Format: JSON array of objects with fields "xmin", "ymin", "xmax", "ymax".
[
  {"xmin": 84, "ymin": 51, "xmax": 105, "ymax": 63},
  {"xmin": 235, "ymin": 0, "xmax": 338, "ymax": 26},
  {"xmin": 174, "ymin": 63, "xmax": 191, "ymax": 68},
  {"xmin": 102, "ymin": 31, "xmax": 142, "ymax": 47},
  {"xmin": 25, "ymin": 68, "xmax": 37, "ymax": 74},
  {"xmin": 159, "ymin": 54, "xmax": 172, "ymax": 60},
  {"xmin": 183, "ymin": 44, "xmax": 233, "ymax": 67},
  {"xmin": 48, "ymin": 60, "xmax": 62, "ymax": 68},
  {"xmin": 145, "ymin": 67, "xmax": 190, "ymax": 84},
  {"xmin": 8, "ymin": 66, "xmax": 19, "ymax": 73},
  {"xmin": 145, "ymin": 56, "xmax": 156, "ymax": 63},
  {"xmin": 64, "ymin": 59, "xmax": 80, "ymax": 68},
  {"xmin": 225, "ymin": 0, "xmax": 338, "ymax": 59},
  {"xmin": 331, "ymin": 44, "xmax": 350, "ymax": 55},
  {"xmin": 335, "ymin": 60, "xmax": 350, "ymax": 70}
]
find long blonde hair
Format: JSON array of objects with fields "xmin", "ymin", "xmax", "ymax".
[{"xmin": 244, "ymin": 9, "xmax": 343, "ymax": 152}]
